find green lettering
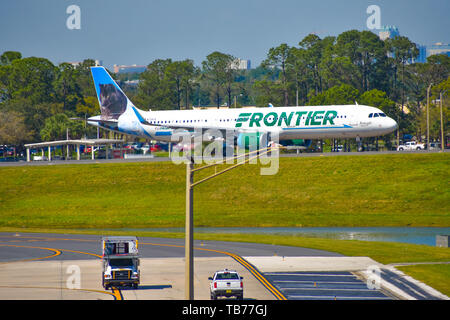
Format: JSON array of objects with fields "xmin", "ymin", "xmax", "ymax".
[
  {"xmin": 235, "ymin": 112, "xmax": 252, "ymax": 128},
  {"xmin": 295, "ymin": 111, "xmax": 307, "ymax": 126},
  {"xmin": 263, "ymin": 112, "xmax": 278, "ymax": 127},
  {"xmin": 323, "ymin": 110, "xmax": 337, "ymax": 125},
  {"xmin": 277, "ymin": 112, "xmax": 294, "ymax": 127},
  {"xmin": 310, "ymin": 111, "xmax": 325, "ymax": 125},
  {"xmin": 305, "ymin": 111, "xmax": 314, "ymax": 125},
  {"xmin": 249, "ymin": 112, "xmax": 263, "ymax": 127}
]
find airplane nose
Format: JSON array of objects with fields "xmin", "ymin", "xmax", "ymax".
[{"xmin": 387, "ymin": 118, "xmax": 398, "ymax": 131}]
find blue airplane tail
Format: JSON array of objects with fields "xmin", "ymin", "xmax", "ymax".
[{"xmin": 91, "ymin": 66, "xmax": 132, "ymax": 120}]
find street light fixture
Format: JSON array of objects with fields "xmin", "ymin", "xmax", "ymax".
[
  {"xmin": 183, "ymin": 145, "xmax": 277, "ymax": 300},
  {"xmin": 440, "ymin": 90, "xmax": 447, "ymax": 151},
  {"xmin": 426, "ymin": 83, "xmax": 432, "ymax": 150}
]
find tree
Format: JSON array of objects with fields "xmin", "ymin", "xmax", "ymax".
[
  {"xmin": 253, "ymin": 79, "xmax": 284, "ymax": 107},
  {"xmin": 40, "ymin": 113, "xmax": 84, "ymax": 141},
  {"xmin": 335, "ymin": 30, "xmax": 387, "ymax": 92},
  {"xmin": 359, "ymin": 89, "xmax": 397, "ymax": 118},
  {"xmin": 298, "ymin": 34, "xmax": 324, "ymax": 96},
  {"xmin": 54, "ymin": 63, "xmax": 82, "ymax": 112},
  {"xmin": 202, "ymin": 52, "xmax": 234, "ymax": 107},
  {"xmin": 136, "ymin": 59, "xmax": 175, "ymax": 110},
  {"xmin": 0, "ymin": 51, "xmax": 21, "ymax": 65},
  {"xmin": 0, "ymin": 110, "xmax": 32, "ymax": 145},
  {"xmin": 308, "ymin": 84, "xmax": 359, "ymax": 106},
  {"xmin": 262, "ymin": 43, "xmax": 291, "ymax": 106},
  {"xmin": 7, "ymin": 57, "xmax": 57, "ymax": 105},
  {"xmin": 165, "ymin": 60, "xmax": 196, "ymax": 109},
  {"xmin": 385, "ymin": 36, "xmax": 419, "ymax": 111}
]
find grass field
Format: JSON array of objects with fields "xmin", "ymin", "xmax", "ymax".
[{"xmin": 0, "ymin": 153, "xmax": 448, "ymax": 229}]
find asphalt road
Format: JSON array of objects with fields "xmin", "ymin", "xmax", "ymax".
[
  {"xmin": 0, "ymin": 232, "xmax": 340, "ymax": 262},
  {"xmin": 1, "ymin": 149, "xmax": 447, "ymax": 167},
  {"xmin": 0, "ymin": 232, "xmax": 396, "ymax": 300}
]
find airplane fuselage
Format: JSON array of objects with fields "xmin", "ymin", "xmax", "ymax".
[{"xmin": 89, "ymin": 104, "xmax": 398, "ymax": 142}]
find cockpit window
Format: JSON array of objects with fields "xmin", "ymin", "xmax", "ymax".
[
  {"xmin": 374, "ymin": 113, "xmax": 379, "ymax": 117},
  {"xmin": 379, "ymin": 113, "xmax": 386, "ymax": 117},
  {"xmin": 369, "ymin": 113, "xmax": 373, "ymax": 118}
]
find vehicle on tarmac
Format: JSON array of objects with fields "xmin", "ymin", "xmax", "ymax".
[
  {"xmin": 101, "ymin": 236, "xmax": 140, "ymax": 289},
  {"xmin": 209, "ymin": 269, "xmax": 243, "ymax": 300},
  {"xmin": 397, "ymin": 141, "xmax": 425, "ymax": 151}
]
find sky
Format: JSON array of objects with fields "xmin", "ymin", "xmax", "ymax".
[{"xmin": 1, "ymin": 0, "xmax": 449, "ymax": 69}]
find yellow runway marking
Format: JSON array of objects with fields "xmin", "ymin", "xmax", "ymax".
[
  {"xmin": 0, "ymin": 285, "xmax": 120, "ymax": 300},
  {"xmin": 142, "ymin": 241, "xmax": 287, "ymax": 300},
  {"xmin": 0, "ymin": 244, "xmax": 61, "ymax": 263},
  {"xmin": 1, "ymin": 235, "xmax": 287, "ymax": 300}
]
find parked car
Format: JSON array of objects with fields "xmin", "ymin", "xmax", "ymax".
[
  {"xmin": 429, "ymin": 142, "xmax": 441, "ymax": 150},
  {"xmin": 209, "ymin": 269, "xmax": 243, "ymax": 300},
  {"xmin": 150, "ymin": 144, "xmax": 162, "ymax": 152}
]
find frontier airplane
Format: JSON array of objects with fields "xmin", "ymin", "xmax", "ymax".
[{"xmin": 88, "ymin": 66, "xmax": 398, "ymax": 149}]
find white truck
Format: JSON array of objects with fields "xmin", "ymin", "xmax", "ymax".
[
  {"xmin": 397, "ymin": 141, "xmax": 425, "ymax": 151},
  {"xmin": 101, "ymin": 236, "xmax": 140, "ymax": 289},
  {"xmin": 209, "ymin": 269, "xmax": 243, "ymax": 300}
]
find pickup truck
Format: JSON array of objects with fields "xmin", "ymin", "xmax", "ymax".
[
  {"xmin": 209, "ymin": 269, "xmax": 243, "ymax": 300},
  {"xmin": 397, "ymin": 141, "xmax": 425, "ymax": 151}
]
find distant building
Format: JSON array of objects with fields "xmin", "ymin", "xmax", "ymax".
[
  {"xmin": 415, "ymin": 45, "xmax": 427, "ymax": 63},
  {"xmin": 67, "ymin": 59, "xmax": 102, "ymax": 67},
  {"xmin": 427, "ymin": 42, "xmax": 450, "ymax": 58},
  {"xmin": 378, "ymin": 26, "xmax": 450, "ymax": 64},
  {"xmin": 378, "ymin": 25, "xmax": 400, "ymax": 41},
  {"xmin": 230, "ymin": 58, "xmax": 251, "ymax": 70},
  {"xmin": 113, "ymin": 64, "xmax": 147, "ymax": 74}
]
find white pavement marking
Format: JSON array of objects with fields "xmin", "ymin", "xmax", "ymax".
[{"xmin": 244, "ymin": 256, "xmax": 382, "ymax": 272}]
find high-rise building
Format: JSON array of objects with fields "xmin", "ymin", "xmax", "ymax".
[
  {"xmin": 427, "ymin": 43, "xmax": 450, "ymax": 58},
  {"xmin": 230, "ymin": 58, "xmax": 251, "ymax": 70},
  {"xmin": 414, "ymin": 45, "xmax": 427, "ymax": 63},
  {"xmin": 113, "ymin": 64, "xmax": 147, "ymax": 74},
  {"xmin": 378, "ymin": 25, "xmax": 400, "ymax": 41}
]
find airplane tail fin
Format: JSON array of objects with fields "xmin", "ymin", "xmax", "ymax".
[{"xmin": 91, "ymin": 66, "xmax": 132, "ymax": 120}]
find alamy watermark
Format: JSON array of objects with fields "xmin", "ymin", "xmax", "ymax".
[
  {"xmin": 366, "ymin": 265, "xmax": 381, "ymax": 290},
  {"xmin": 169, "ymin": 127, "xmax": 280, "ymax": 176},
  {"xmin": 66, "ymin": 264, "xmax": 81, "ymax": 289},
  {"xmin": 366, "ymin": 5, "xmax": 381, "ymax": 30},
  {"xmin": 66, "ymin": 4, "xmax": 81, "ymax": 30}
]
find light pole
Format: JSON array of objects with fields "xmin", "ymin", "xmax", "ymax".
[
  {"xmin": 440, "ymin": 90, "xmax": 447, "ymax": 151},
  {"xmin": 426, "ymin": 83, "xmax": 432, "ymax": 150},
  {"xmin": 183, "ymin": 145, "xmax": 275, "ymax": 300},
  {"xmin": 185, "ymin": 158, "xmax": 194, "ymax": 300}
]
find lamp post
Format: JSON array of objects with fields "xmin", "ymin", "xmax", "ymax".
[
  {"xmin": 185, "ymin": 158, "xmax": 194, "ymax": 300},
  {"xmin": 426, "ymin": 84, "xmax": 432, "ymax": 150},
  {"xmin": 440, "ymin": 90, "xmax": 447, "ymax": 151},
  {"xmin": 183, "ymin": 145, "xmax": 276, "ymax": 300}
]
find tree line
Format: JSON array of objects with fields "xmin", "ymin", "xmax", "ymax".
[{"xmin": 0, "ymin": 29, "xmax": 449, "ymax": 148}]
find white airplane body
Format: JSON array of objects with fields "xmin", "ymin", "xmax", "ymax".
[{"xmin": 88, "ymin": 67, "xmax": 398, "ymax": 146}]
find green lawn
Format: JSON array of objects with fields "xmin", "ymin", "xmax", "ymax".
[{"xmin": 0, "ymin": 153, "xmax": 448, "ymax": 229}]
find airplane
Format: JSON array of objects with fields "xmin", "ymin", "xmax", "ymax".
[{"xmin": 87, "ymin": 66, "xmax": 398, "ymax": 149}]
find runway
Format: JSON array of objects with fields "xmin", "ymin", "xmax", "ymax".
[{"xmin": 0, "ymin": 232, "xmax": 404, "ymax": 300}]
